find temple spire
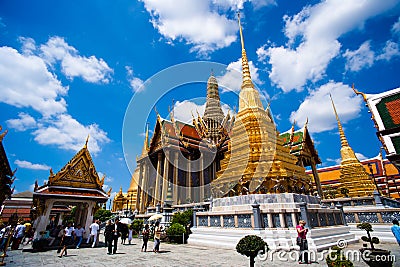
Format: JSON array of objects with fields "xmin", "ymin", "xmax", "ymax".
[
  {"xmin": 237, "ymin": 13, "xmax": 263, "ymax": 111},
  {"xmin": 84, "ymin": 134, "xmax": 90, "ymax": 148},
  {"xmin": 330, "ymin": 94, "xmax": 349, "ymax": 147},
  {"xmin": 237, "ymin": 12, "xmax": 254, "ymax": 90}
]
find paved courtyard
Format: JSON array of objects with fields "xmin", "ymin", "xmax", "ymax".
[{"xmin": 2, "ymin": 236, "xmax": 400, "ymax": 267}]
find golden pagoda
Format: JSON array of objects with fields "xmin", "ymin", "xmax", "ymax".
[
  {"xmin": 211, "ymin": 14, "xmax": 313, "ymax": 198},
  {"xmin": 330, "ymin": 95, "xmax": 376, "ymax": 197}
]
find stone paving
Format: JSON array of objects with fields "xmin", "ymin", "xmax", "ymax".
[{"xmin": 2, "ymin": 236, "xmax": 400, "ymax": 267}]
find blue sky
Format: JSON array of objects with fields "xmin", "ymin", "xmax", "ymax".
[{"xmin": 1, "ymin": 0, "xmax": 400, "ymax": 198}]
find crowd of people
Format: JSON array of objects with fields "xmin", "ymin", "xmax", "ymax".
[{"xmin": 0, "ymin": 217, "xmax": 167, "ymax": 259}]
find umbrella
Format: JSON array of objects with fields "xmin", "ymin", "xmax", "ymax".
[
  {"xmin": 148, "ymin": 214, "xmax": 163, "ymax": 221},
  {"xmin": 119, "ymin": 218, "xmax": 133, "ymax": 224}
]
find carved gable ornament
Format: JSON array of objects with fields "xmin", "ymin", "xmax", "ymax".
[{"xmin": 48, "ymin": 147, "xmax": 104, "ymax": 189}]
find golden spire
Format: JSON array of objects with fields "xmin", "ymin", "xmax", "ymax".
[
  {"xmin": 237, "ymin": 12, "xmax": 254, "ymax": 90},
  {"xmin": 84, "ymin": 134, "xmax": 90, "ymax": 148},
  {"xmin": 144, "ymin": 123, "xmax": 149, "ymax": 151},
  {"xmin": 330, "ymin": 94, "xmax": 349, "ymax": 147}
]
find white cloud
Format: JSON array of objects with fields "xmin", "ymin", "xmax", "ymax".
[
  {"xmin": 40, "ymin": 37, "xmax": 113, "ymax": 83},
  {"xmin": 0, "ymin": 46, "xmax": 68, "ymax": 116},
  {"xmin": 126, "ymin": 66, "xmax": 144, "ymax": 93},
  {"xmin": 212, "ymin": 0, "xmax": 276, "ymax": 10},
  {"xmin": 377, "ymin": 40, "xmax": 400, "ymax": 61},
  {"xmin": 355, "ymin": 152, "xmax": 368, "ymax": 161},
  {"xmin": 173, "ymin": 100, "xmax": 232, "ymax": 123},
  {"xmin": 217, "ymin": 58, "xmax": 261, "ymax": 92},
  {"xmin": 7, "ymin": 113, "xmax": 37, "ymax": 131},
  {"xmin": 33, "ymin": 114, "xmax": 110, "ymax": 155},
  {"xmin": 343, "ymin": 41, "xmax": 375, "ymax": 72},
  {"xmin": 290, "ymin": 81, "xmax": 363, "ymax": 133},
  {"xmin": 258, "ymin": 0, "xmax": 399, "ymax": 92},
  {"xmin": 140, "ymin": 0, "xmax": 238, "ymax": 55},
  {"xmin": 14, "ymin": 159, "xmax": 50, "ymax": 170},
  {"xmin": 392, "ymin": 16, "xmax": 400, "ymax": 37}
]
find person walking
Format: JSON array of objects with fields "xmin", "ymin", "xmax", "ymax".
[
  {"xmin": 128, "ymin": 225, "xmax": 133, "ymax": 245},
  {"xmin": 153, "ymin": 221, "xmax": 162, "ymax": 253},
  {"xmin": 112, "ymin": 219, "xmax": 122, "ymax": 254},
  {"xmin": 141, "ymin": 224, "xmax": 150, "ymax": 252},
  {"xmin": 11, "ymin": 220, "xmax": 26, "ymax": 250},
  {"xmin": 86, "ymin": 220, "xmax": 99, "ymax": 248},
  {"xmin": 391, "ymin": 219, "xmax": 400, "ymax": 245},
  {"xmin": 74, "ymin": 224, "xmax": 85, "ymax": 249},
  {"xmin": 296, "ymin": 220, "xmax": 309, "ymax": 264},
  {"xmin": 58, "ymin": 222, "xmax": 74, "ymax": 258},
  {"xmin": 104, "ymin": 220, "xmax": 114, "ymax": 255}
]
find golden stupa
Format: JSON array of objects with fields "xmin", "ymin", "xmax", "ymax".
[
  {"xmin": 330, "ymin": 95, "xmax": 376, "ymax": 197},
  {"xmin": 211, "ymin": 14, "xmax": 313, "ymax": 198}
]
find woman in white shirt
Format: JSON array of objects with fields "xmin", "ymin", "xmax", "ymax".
[{"xmin": 58, "ymin": 222, "xmax": 74, "ymax": 258}]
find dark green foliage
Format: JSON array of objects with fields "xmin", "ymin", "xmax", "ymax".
[
  {"xmin": 131, "ymin": 219, "xmax": 144, "ymax": 235},
  {"xmin": 166, "ymin": 223, "xmax": 186, "ymax": 243},
  {"xmin": 236, "ymin": 235, "xmax": 268, "ymax": 267},
  {"xmin": 93, "ymin": 208, "xmax": 112, "ymax": 222},
  {"xmin": 357, "ymin": 223, "xmax": 379, "ymax": 250},
  {"xmin": 326, "ymin": 246, "xmax": 354, "ymax": 267},
  {"xmin": 171, "ymin": 209, "xmax": 193, "ymax": 227}
]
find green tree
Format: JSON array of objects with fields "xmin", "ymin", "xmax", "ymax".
[
  {"xmin": 171, "ymin": 209, "xmax": 193, "ymax": 227},
  {"xmin": 93, "ymin": 208, "xmax": 112, "ymax": 222},
  {"xmin": 236, "ymin": 235, "xmax": 268, "ymax": 267},
  {"xmin": 131, "ymin": 219, "xmax": 144, "ymax": 235}
]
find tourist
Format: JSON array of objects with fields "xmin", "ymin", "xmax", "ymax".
[
  {"xmin": 41, "ymin": 225, "xmax": 56, "ymax": 246},
  {"xmin": 86, "ymin": 219, "xmax": 99, "ymax": 248},
  {"xmin": 112, "ymin": 219, "xmax": 122, "ymax": 254},
  {"xmin": 59, "ymin": 222, "xmax": 74, "ymax": 258},
  {"xmin": 121, "ymin": 224, "xmax": 128, "ymax": 244},
  {"xmin": 153, "ymin": 221, "xmax": 162, "ymax": 253},
  {"xmin": 391, "ymin": 219, "xmax": 400, "ymax": 245},
  {"xmin": 74, "ymin": 224, "xmax": 85, "ymax": 249},
  {"xmin": 0, "ymin": 224, "xmax": 11, "ymax": 251},
  {"xmin": 11, "ymin": 220, "xmax": 26, "ymax": 250},
  {"xmin": 141, "ymin": 224, "xmax": 150, "ymax": 252},
  {"xmin": 128, "ymin": 225, "xmax": 133, "ymax": 245},
  {"xmin": 296, "ymin": 220, "xmax": 309, "ymax": 264},
  {"xmin": 104, "ymin": 220, "xmax": 114, "ymax": 255}
]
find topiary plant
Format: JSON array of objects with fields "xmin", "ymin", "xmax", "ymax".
[
  {"xmin": 357, "ymin": 223, "xmax": 379, "ymax": 250},
  {"xmin": 326, "ymin": 245, "xmax": 354, "ymax": 267},
  {"xmin": 236, "ymin": 235, "xmax": 268, "ymax": 267},
  {"xmin": 166, "ymin": 223, "xmax": 186, "ymax": 243}
]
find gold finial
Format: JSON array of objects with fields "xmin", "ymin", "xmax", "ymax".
[
  {"xmin": 305, "ymin": 117, "xmax": 309, "ymax": 127},
  {"xmin": 237, "ymin": 12, "xmax": 254, "ymax": 90},
  {"xmin": 352, "ymin": 83, "xmax": 368, "ymax": 103},
  {"xmin": 329, "ymin": 94, "xmax": 349, "ymax": 147},
  {"xmin": 84, "ymin": 134, "xmax": 90, "ymax": 148},
  {"xmin": 107, "ymin": 187, "xmax": 112, "ymax": 197},
  {"xmin": 237, "ymin": 12, "xmax": 245, "ymax": 51},
  {"xmin": 0, "ymin": 126, "xmax": 8, "ymax": 142}
]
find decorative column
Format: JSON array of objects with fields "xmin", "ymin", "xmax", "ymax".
[
  {"xmin": 154, "ymin": 152, "xmax": 163, "ymax": 203},
  {"xmin": 199, "ymin": 156, "xmax": 205, "ymax": 202},
  {"xmin": 252, "ymin": 200, "xmax": 262, "ymax": 230},
  {"xmin": 186, "ymin": 155, "xmax": 192, "ymax": 202},
  {"xmin": 84, "ymin": 202, "xmax": 96, "ymax": 239},
  {"xmin": 135, "ymin": 163, "xmax": 143, "ymax": 212},
  {"xmin": 311, "ymin": 159, "xmax": 323, "ymax": 198},
  {"xmin": 161, "ymin": 150, "xmax": 170, "ymax": 203},
  {"xmin": 279, "ymin": 213, "xmax": 286, "ymax": 228},
  {"xmin": 173, "ymin": 152, "xmax": 179, "ymax": 204},
  {"xmin": 34, "ymin": 199, "xmax": 55, "ymax": 236},
  {"xmin": 336, "ymin": 203, "xmax": 347, "ymax": 226},
  {"xmin": 299, "ymin": 202, "xmax": 311, "ymax": 229}
]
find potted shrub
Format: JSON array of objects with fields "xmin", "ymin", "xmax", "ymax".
[
  {"xmin": 357, "ymin": 223, "xmax": 393, "ymax": 267},
  {"xmin": 166, "ymin": 223, "xmax": 186, "ymax": 244},
  {"xmin": 236, "ymin": 235, "xmax": 268, "ymax": 267},
  {"xmin": 326, "ymin": 245, "xmax": 353, "ymax": 267}
]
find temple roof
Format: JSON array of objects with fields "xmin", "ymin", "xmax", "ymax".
[{"xmin": 34, "ymin": 140, "xmax": 108, "ymax": 201}]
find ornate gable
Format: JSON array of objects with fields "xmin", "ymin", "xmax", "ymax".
[{"xmin": 48, "ymin": 145, "xmax": 105, "ymax": 190}]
